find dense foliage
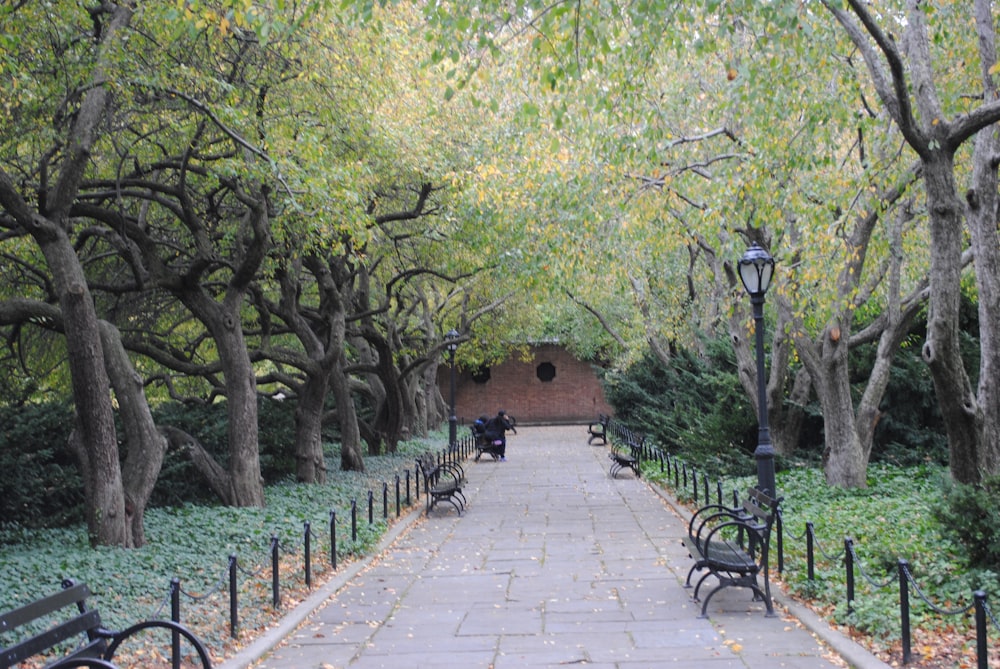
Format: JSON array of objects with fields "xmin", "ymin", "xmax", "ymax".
[
  {"xmin": 0, "ymin": 399, "xmax": 307, "ymax": 527},
  {"xmin": 601, "ymin": 340, "xmax": 758, "ymax": 478},
  {"xmin": 933, "ymin": 475, "xmax": 1000, "ymax": 574},
  {"xmin": 601, "ymin": 331, "xmax": 963, "ymax": 477}
]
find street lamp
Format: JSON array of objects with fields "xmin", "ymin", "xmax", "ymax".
[
  {"xmin": 445, "ymin": 329, "xmax": 460, "ymax": 449},
  {"xmin": 738, "ymin": 242, "xmax": 777, "ymax": 497}
]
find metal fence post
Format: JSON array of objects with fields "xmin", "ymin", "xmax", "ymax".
[
  {"xmin": 329, "ymin": 510, "xmax": 338, "ymax": 570},
  {"xmin": 845, "ymin": 538, "xmax": 855, "ymax": 616},
  {"xmin": 898, "ymin": 559, "xmax": 911, "ymax": 665},
  {"xmin": 304, "ymin": 521, "xmax": 312, "ymax": 589},
  {"xmin": 351, "ymin": 499, "xmax": 358, "ymax": 541},
  {"xmin": 271, "ymin": 535, "xmax": 281, "ymax": 609},
  {"xmin": 229, "ymin": 554, "xmax": 238, "ymax": 638},
  {"xmin": 170, "ymin": 577, "xmax": 180, "ymax": 669},
  {"xmin": 975, "ymin": 590, "xmax": 987, "ymax": 669},
  {"xmin": 806, "ymin": 522, "xmax": 815, "ymax": 582}
]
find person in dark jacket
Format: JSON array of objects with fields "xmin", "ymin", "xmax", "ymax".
[{"xmin": 484, "ymin": 409, "xmax": 516, "ymax": 461}]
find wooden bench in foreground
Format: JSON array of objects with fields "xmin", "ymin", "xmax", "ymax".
[{"xmin": 0, "ymin": 579, "xmax": 212, "ymax": 669}]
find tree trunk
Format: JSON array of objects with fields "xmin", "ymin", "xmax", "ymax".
[
  {"xmin": 46, "ymin": 241, "xmax": 128, "ymax": 547},
  {"xmin": 331, "ymin": 354, "xmax": 365, "ymax": 472},
  {"xmin": 295, "ymin": 372, "xmax": 330, "ymax": 483},
  {"xmin": 99, "ymin": 320, "xmax": 167, "ymax": 548},
  {"xmin": 921, "ymin": 157, "xmax": 983, "ymax": 484},
  {"xmin": 214, "ymin": 307, "xmax": 266, "ymax": 506},
  {"xmin": 0, "ymin": 3, "xmax": 135, "ymax": 548},
  {"xmin": 966, "ymin": 8, "xmax": 1000, "ymax": 476},
  {"xmin": 813, "ymin": 323, "xmax": 869, "ymax": 488},
  {"xmin": 159, "ymin": 426, "xmax": 236, "ymax": 503}
]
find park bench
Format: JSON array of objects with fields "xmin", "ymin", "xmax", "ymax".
[
  {"xmin": 681, "ymin": 488, "xmax": 782, "ymax": 618},
  {"xmin": 0, "ymin": 579, "xmax": 212, "ymax": 669},
  {"xmin": 416, "ymin": 453, "xmax": 467, "ymax": 515},
  {"xmin": 471, "ymin": 427, "xmax": 504, "ymax": 462},
  {"xmin": 587, "ymin": 414, "xmax": 609, "ymax": 445},
  {"xmin": 608, "ymin": 437, "xmax": 642, "ymax": 478}
]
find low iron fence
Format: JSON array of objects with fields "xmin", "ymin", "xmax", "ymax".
[
  {"xmin": 603, "ymin": 416, "xmax": 997, "ymax": 668},
  {"xmin": 135, "ymin": 433, "xmax": 475, "ymax": 667}
]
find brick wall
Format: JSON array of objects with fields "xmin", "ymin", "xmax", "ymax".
[{"xmin": 441, "ymin": 343, "xmax": 613, "ymax": 426}]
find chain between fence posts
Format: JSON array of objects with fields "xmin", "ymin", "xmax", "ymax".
[
  {"xmin": 975, "ymin": 590, "xmax": 987, "ymax": 669},
  {"xmin": 228, "ymin": 554, "xmax": 238, "ymax": 638},
  {"xmin": 271, "ymin": 535, "xmax": 280, "ymax": 610},
  {"xmin": 845, "ymin": 538, "xmax": 855, "ymax": 616},
  {"xmin": 898, "ymin": 559, "xmax": 911, "ymax": 665},
  {"xmin": 170, "ymin": 577, "xmax": 181, "ymax": 669}
]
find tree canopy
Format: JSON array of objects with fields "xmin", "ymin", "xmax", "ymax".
[{"xmin": 3, "ymin": 0, "xmax": 1000, "ymax": 546}]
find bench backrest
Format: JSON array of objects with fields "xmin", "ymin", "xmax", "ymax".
[
  {"xmin": 741, "ymin": 488, "xmax": 781, "ymax": 546},
  {"xmin": 0, "ymin": 581, "xmax": 107, "ymax": 669},
  {"xmin": 416, "ymin": 454, "xmax": 441, "ymax": 480}
]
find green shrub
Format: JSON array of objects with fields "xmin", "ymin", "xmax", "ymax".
[
  {"xmin": 0, "ymin": 401, "xmax": 81, "ymax": 528},
  {"xmin": 601, "ymin": 338, "xmax": 757, "ymax": 479},
  {"xmin": 0, "ymin": 397, "xmax": 304, "ymax": 526},
  {"xmin": 932, "ymin": 475, "xmax": 1000, "ymax": 572}
]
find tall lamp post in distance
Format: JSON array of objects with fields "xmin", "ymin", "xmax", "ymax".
[
  {"xmin": 445, "ymin": 329, "xmax": 460, "ymax": 449},
  {"xmin": 738, "ymin": 242, "xmax": 777, "ymax": 497}
]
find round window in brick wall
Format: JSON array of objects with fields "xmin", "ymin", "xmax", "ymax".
[
  {"xmin": 471, "ymin": 366, "xmax": 491, "ymax": 384},
  {"xmin": 536, "ymin": 362, "xmax": 556, "ymax": 382}
]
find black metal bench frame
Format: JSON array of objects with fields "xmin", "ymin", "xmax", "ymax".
[
  {"xmin": 0, "ymin": 579, "xmax": 213, "ymax": 669},
  {"xmin": 608, "ymin": 439, "xmax": 641, "ymax": 478},
  {"xmin": 587, "ymin": 414, "xmax": 609, "ymax": 445},
  {"xmin": 416, "ymin": 453, "xmax": 467, "ymax": 515},
  {"xmin": 681, "ymin": 488, "xmax": 781, "ymax": 618}
]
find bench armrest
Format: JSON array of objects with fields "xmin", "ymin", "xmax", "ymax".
[
  {"xmin": 106, "ymin": 620, "xmax": 213, "ymax": 669},
  {"xmin": 687, "ymin": 505, "xmax": 749, "ymax": 541}
]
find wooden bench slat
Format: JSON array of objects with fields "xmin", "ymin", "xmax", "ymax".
[
  {"xmin": 0, "ymin": 582, "xmax": 92, "ymax": 633},
  {"xmin": 1, "ymin": 610, "xmax": 104, "ymax": 668}
]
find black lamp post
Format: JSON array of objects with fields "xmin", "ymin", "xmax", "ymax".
[
  {"xmin": 738, "ymin": 242, "xmax": 777, "ymax": 497},
  {"xmin": 445, "ymin": 329, "xmax": 460, "ymax": 449}
]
